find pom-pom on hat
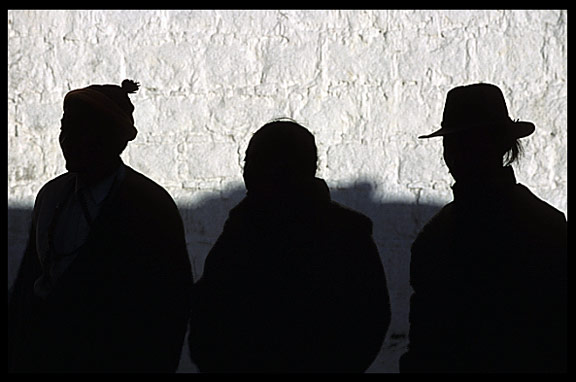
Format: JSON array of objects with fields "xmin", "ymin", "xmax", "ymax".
[{"xmin": 64, "ymin": 79, "xmax": 140, "ymax": 141}]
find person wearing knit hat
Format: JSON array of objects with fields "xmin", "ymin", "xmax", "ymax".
[
  {"xmin": 59, "ymin": 79, "xmax": 138, "ymax": 177},
  {"xmin": 9, "ymin": 80, "xmax": 193, "ymax": 372}
]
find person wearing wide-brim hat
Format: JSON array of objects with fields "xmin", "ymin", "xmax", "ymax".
[
  {"xmin": 8, "ymin": 80, "xmax": 193, "ymax": 372},
  {"xmin": 400, "ymin": 83, "xmax": 567, "ymax": 372}
]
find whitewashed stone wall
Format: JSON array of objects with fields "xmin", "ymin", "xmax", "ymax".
[{"xmin": 8, "ymin": 10, "xmax": 567, "ymax": 372}]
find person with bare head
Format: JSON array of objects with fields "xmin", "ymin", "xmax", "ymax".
[{"xmin": 188, "ymin": 119, "xmax": 391, "ymax": 373}]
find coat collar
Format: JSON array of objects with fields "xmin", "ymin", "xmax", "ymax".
[
  {"xmin": 451, "ymin": 166, "xmax": 517, "ymax": 206},
  {"xmin": 245, "ymin": 177, "xmax": 331, "ymax": 207},
  {"xmin": 235, "ymin": 177, "xmax": 332, "ymax": 229},
  {"xmin": 73, "ymin": 161, "xmax": 126, "ymax": 206}
]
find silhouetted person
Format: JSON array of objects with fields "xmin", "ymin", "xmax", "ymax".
[
  {"xmin": 188, "ymin": 120, "xmax": 390, "ymax": 373},
  {"xmin": 8, "ymin": 80, "xmax": 193, "ymax": 372},
  {"xmin": 400, "ymin": 83, "xmax": 567, "ymax": 373}
]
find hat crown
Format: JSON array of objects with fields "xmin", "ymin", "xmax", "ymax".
[
  {"xmin": 87, "ymin": 80, "xmax": 138, "ymax": 122},
  {"xmin": 442, "ymin": 83, "xmax": 512, "ymax": 128},
  {"xmin": 418, "ymin": 83, "xmax": 535, "ymax": 139},
  {"xmin": 63, "ymin": 80, "xmax": 139, "ymax": 141}
]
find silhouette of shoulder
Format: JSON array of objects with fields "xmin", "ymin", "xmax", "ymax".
[
  {"xmin": 35, "ymin": 166, "xmax": 181, "ymax": 226},
  {"xmin": 513, "ymin": 184, "xmax": 567, "ymax": 223},
  {"xmin": 412, "ymin": 182, "xmax": 566, "ymax": 260},
  {"xmin": 226, "ymin": 197, "xmax": 249, "ymax": 218},
  {"xmin": 223, "ymin": 197, "xmax": 373, "ymax": 238},
  {"xmin": 411, "ymin": 202, "xmax": 454, "ymax": 249},
  {"xmin": 35, "ymin": 167, "xmax": 175, "ymax": 206},
  {"xmin": 35, "ymin": 172, "xmax": 76, "ymax": 202},
  {"xmin": 121, "ymin": 166, "xmax": 178, "ymax": 208},
  {"xmin": 325, "ymin": 201, "xmax": 374, "ymax": 235}
]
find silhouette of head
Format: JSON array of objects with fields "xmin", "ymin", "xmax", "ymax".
[
  {"xmin": 59, "ymin": 79, "xmax": 139, "ymax": 173},
  {"xmin": 419, "ymin": 83, "xmax": 535, "ymax": 181},
  {"xmin": 243, "ymin": 120, "xmax": 318, "ymax": 197}
]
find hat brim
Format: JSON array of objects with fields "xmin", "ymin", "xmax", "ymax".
[{"xmin": 418, "ymin": 120, "xmax": 535, "ymax": 139}]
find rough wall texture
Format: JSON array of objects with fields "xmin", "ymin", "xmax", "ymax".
[{"xmin": 8, "ymin": 10, "xmax": 567, "ymax": 372}]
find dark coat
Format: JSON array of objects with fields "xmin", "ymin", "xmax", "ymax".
[
  {"xmin": 8, "ymin": 165, "xmax": 193, "ymax": 373},
  {"xmin": 400, "ymin": 167, "xmax": 567, "ymax": 373},
  {"xmin": 188, "ymin": 178, "xmax": 391, "ymax": 373}
]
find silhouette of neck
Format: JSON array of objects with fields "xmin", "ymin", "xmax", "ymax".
[
  {"xmin": 452, "ymin": 166, "xmax": 516, "ymax": 202},
  {"xmin": 450, "ymin": 159, "xmax": 508, "ymax": 184},
  {"xmin": 247, "ymin": 177, "xmax": 329, "ymax": 209},
  {"xmin": 74, "ymin": 157, "xmax": 122, "ymax": 188}
]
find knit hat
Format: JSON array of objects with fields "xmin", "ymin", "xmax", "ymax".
[{"xmin": 63, "ymin": 79, "xmax": 140, "ymax": 141}]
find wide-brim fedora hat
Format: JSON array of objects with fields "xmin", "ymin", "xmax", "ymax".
[{"xmin": 419, "ymin": 83, "xmax": 535, "ymax": 139}]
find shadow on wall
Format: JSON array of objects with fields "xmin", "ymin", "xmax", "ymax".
[{"xmin": 7, "ymin": 180, "xmax": 442, "ymax": 373}]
